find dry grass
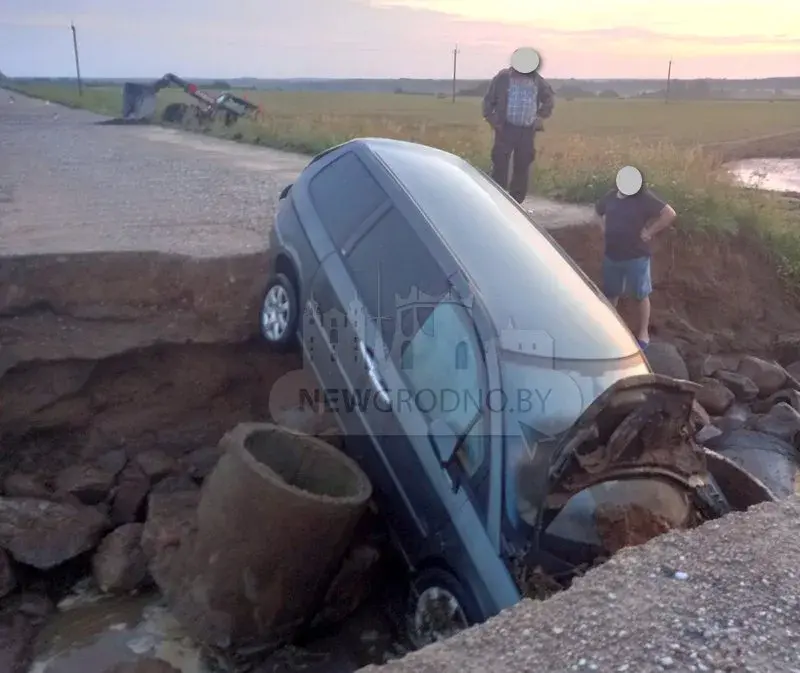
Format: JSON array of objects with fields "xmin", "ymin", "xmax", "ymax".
[{"xmin": 10, "ymin": 83, "xmax": 800, "ymax": 280}]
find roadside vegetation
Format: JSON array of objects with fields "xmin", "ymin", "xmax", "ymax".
[{"xmin": 10, "ymin": 82, "xmax": 800, "ymax": 281}]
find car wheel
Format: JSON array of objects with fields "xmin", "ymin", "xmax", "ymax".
[
  {"xmin": 406, "ymin": 567, "xmax": 480, "ymax": 650},
  {"xmin": 259, "ymin": 273, "xmax": 299, "ymax": 351}
]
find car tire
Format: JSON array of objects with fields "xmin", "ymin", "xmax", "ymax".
[
  {"xmin": 406, "ymin": 566, "xmax": 481, "ymax": 650},
  {"xmin": 259, "ymin": 272, "xmax": 299, "ymax": 351}
]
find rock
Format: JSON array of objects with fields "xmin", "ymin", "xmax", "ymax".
[
  {"xmin": 104, "ymin": 659, "xmax": 182, "ymax": 673},
  {"xmin": 691, "ymin": 400, "xmax": 711, "ymax": 430},
  {"xmin": 111, "ymin": 463, "xmax": 151, "ymax": 526},
  {"xmin": 737, "ymin": 355, "xmax": 787, "ymax": 397},
  {"xmin": 134, "ymin": 450, "xmax": 178, "ymax": 483},
  {"xmin": 644, "ymin": 342, "xmax": 689, "ymax": 380},
  {"xmin": 13, "ymin": 592, "xmax": 55, "ymax": 625},
  {"xmin": 688, "ymin": 353, "xmax": 740, "ymax": 381},
  {"xmin": 749, "ymin": 403, "xmax": 800, "ymax": 446},
  {"xmin": 0, "ymin": 549, "xmax": 16, "ymax": 599},
  {"xmin": 752, "ymin": 388, "xmax": 800, "ymax": 414},
  {"xmin": 179, "ymin": 446, "xmax": 223, "ymax": 482},
  {"xmin": 92, "ymin": 523, "xmax": 148, "ymax": 594},
  {"xmin": 0, "ymin": 613, "xmax": 35, "ymax": 673},
  {"xmin": 774, "ymin": 332, "xmax": 800, "ymax": 365},
  {"xmin": 2, "ymin": 473, "xmax": 51, "ymax": 500},
  {"xmin": 54, "ymin": 464, "xmax": 116, "ymax": 505},
  {"xmin": 0, "ymin": 497, "xmax": 109, "ymax": 570},
  {"xmin": 713, "ymin": 370, "xmax": 759, "ymax": 402},
  {"xmin": 695, "ymin": 424, "xmax": 723, "ymax": 445},
  {"xmin": 696, "ymin": 377, "xmax": 735, "ymax": 415},
  {"xmin": 310, "ymin": 544, "xmax": 381, "ymax": 629},
  {"xmin": 96, "ymin": 449, "xmax": 128, "ymax": 478},
  {"xmin": 713, "ymin": 429, "xmax": 796, "ymax": 499},
  {"xmin": 786, "ymin": 360, "xmax": 800, "ymax": 381},
  {"xmin": 150, "ymin": 474, "xmax": 199, "ymax": 496},
  {"xmin": 141, "ymin": 491, "xmax": 199, "ymax": 566},
  {"xmin": 714, "ymin": 403, "xmax": 753, "ymax": 434}
]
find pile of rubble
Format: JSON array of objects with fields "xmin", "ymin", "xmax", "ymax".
[{"xmin": 648, "ymin": 344, "xmax": 800, "ymax": 497}]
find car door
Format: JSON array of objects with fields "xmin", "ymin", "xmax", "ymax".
[
  {"xmin": 336, "ymin": 203, "xmax": 462, "ymax": 562},
  {"xmin": 300, "ymin": 150, "xmax": 391, "ymax": 416}
]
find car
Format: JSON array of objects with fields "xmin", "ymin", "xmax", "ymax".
[{"xmin": 258, "ymin": 137, "xmax": 762, "ymax": 647}]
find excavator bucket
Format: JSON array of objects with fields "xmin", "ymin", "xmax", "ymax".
[{"xmin": 121, "ymin": 82, "xmax": 158, "ymax": 121}]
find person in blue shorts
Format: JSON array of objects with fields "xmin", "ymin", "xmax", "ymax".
[{"xmin": 594, "ymin": 176, "xmax": 677, "ymax": 351}]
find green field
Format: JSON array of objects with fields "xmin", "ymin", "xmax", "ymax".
[{"xmin": 10, "ymin": 82, "xmax": 800, "ymax": 280}]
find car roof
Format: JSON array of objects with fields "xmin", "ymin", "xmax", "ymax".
[{"xmin": 336, "ymin": 138, "xmax": 640, "ymax": 361}]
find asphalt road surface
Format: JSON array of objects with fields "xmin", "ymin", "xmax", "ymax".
[{"xmin": 0, "ymin": 89, "xmax": 594, "ymax": 258}]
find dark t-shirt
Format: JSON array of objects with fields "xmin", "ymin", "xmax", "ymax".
[{"xmin": 595, "ymin": 188, "xmax": 667, "ymax": 260}]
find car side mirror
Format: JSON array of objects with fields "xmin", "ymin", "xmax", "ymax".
[
  {"xmin": 279, "ymin": 184, "xmax": 292, "ymax": 200},
  {"xmin": 428, "ymin": 418, "xmax": 458, "ymax": 466}
]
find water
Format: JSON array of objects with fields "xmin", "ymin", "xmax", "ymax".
[
  {"xmin": 727, "ymin": 158, "xmax": 800, "ymax": 194},
  {"xmin": 29, "ymin": 585, "xmax": 208, "ymax": 673},
  {"xmin": 28, "ymin": 579, "xmax": 401, "ymax": 673}
]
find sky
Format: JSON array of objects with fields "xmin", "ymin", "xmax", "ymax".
[{"xmin": 1, "ymin": 0, "xmax": 798, "ymax": 80}]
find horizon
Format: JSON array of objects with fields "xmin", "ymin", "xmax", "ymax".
[
  {"xmin": 9, "ymin": 75, "xmax": 798, "ymax": 83},
  {"xmin": 2, "ymin": 0, "xmax": 798, "ymax": 80}
]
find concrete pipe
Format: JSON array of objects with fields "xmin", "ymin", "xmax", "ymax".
[{"xmin": 159, "ymin": 422, "xmax": 372, "ymax": 654}]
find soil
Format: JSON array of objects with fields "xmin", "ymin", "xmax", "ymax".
[{"xmin": 550, "ymin": 224, "xmax": 800, "ymax": 362}]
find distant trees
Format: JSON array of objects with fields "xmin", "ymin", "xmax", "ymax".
[{"xmin": 210, "ymin": 80, "xmax": 231, "ymax": 90}]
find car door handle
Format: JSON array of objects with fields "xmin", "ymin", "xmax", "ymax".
[{"xmin": 358, "ymin": 340, "xmax": 391, "ymax": 408}]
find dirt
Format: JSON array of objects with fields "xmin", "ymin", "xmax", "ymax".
[
  {"xmin": 550, "ymin": 224, "xmax": 800, "ymax": 362},
  {"xmin": 594, "ymin": 502, "xmax": 683, "ymax": 555}
]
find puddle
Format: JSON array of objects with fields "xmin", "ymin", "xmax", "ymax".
[
  {"xmin": 727, "ymin": 158, "xmax": 800, "ymax": 194},
  {"xmin": 28, "ymin": 578, "xmax": 401, "ymax": 673},
  {"xmin": 29, "ymin": 585, "xmax": 207, "ymax": 673}
]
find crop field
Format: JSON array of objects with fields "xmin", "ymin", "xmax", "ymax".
[{"xmin": 9, "ymin": 82, "xmax": 800, "ymax": 277}]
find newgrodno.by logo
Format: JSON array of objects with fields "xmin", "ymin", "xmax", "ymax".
[{"xmin": 268, "ymin": 287, "xmax": 584, "ymax": 438}]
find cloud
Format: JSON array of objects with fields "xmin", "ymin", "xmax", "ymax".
[{"xmin": 1, "ymin": 0, "xmax": 797, "ymax": 78}]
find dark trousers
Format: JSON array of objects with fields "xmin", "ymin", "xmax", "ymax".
[{"xmin": 490, "ymin": 123, "xmax": 536, "ymax": 203}]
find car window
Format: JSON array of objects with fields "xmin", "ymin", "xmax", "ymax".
[
  {"xmin": 346, "ymin": 206, "xmax": 449, "ymax": 348},
  {"xmin": 400, "ymin": 301, "xmax": 487, "ymax": 477},
  {"xmin": 309, "ymin": 152, "xmax": 388, "ymax": 249}
]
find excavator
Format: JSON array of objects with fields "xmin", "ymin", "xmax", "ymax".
[{"xmin": 120, "ymin": 73, "xmax": 262, "ymax": 126}]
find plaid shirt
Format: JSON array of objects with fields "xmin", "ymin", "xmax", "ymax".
[{"xmin": 505, "ymin": 76, "xmax": 538, "ymax": 127}]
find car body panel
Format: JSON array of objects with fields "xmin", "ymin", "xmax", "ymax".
[{"xmin": 268, "ymin": 137, "xmax": 656, "ymax": 623}]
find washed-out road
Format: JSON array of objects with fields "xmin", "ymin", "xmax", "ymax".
[{"xmin": 0, "ymin": 89, "xmax": 594, "ymax": 258}]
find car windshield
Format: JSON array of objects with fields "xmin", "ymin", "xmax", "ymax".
[{"xmin": 372, "ymin": 141, "xmax": 640, "ymax": 361}]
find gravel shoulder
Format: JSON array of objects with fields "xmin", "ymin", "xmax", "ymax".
[
  {"xmin": 363, "ymin": 497, "xmax": 800, "ymax": 673},
  {"xmin": 0, "ymin": 89, "xmax": 593, "ymax": 258}
]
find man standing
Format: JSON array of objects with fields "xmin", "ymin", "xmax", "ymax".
[
  {"xmin": 595, "ymin": 166, "xmax": 677, "ymax": 351},
  {"xmin": 482, "ymin": 47, "xmax": 555, "ymax": 204}
]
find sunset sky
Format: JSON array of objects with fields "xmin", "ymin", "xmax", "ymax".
[{"xmin": 2, "ymin": 0, "xmax": 797, "ymax": 79}]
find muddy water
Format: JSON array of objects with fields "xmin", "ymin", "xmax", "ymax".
[
  {"xmin": 29, "ymin": 579, "xmax": 401, "ymax": 673},
  {"xmin": 29, "ymin": 585, "xmax": 207, "ymax": 673},
  {"xmin": 727, "ymin": 158, "xmax": 800, "ymax": 194}
]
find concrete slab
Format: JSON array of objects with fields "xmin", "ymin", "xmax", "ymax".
[{"xmin": 361, "ymin": 498, "xmax": 800, "ymax": 673}]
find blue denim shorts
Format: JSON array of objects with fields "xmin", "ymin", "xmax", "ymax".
[{"xmin": 602, "ymin": 256, "xmax": 652, "ymax": 300}]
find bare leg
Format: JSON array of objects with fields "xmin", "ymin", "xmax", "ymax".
[{"xmin": 634, "ymin": 296, "xmax": 651, "ymax": 343}]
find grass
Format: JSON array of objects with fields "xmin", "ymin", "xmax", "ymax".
[{"xmin": 9, "ymin": 82, "xmax": 800, "ymax": 281}]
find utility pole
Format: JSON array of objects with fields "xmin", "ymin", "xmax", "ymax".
[
  {"xmin": 451, "ymin": 44, "xmax": 459, "ymax": 103},
  {"xmin": 665, "ymin": 58, "xmax": 672, "ymax": 104},
  {"xmin": 70, "ymin": 22, "xmax": 83, "ymax": 96}
]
